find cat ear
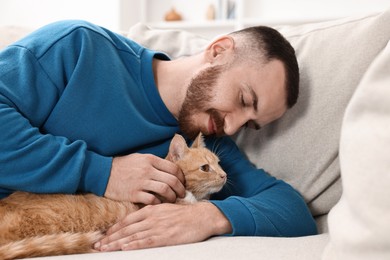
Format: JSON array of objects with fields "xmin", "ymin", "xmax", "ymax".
[
  {"xmin": 191, "ymin": 132, "xmax": 205, "ymax": 148},
  {"xmin": 167, "ymin": 134, "xmax": 189, "ymax": 162}
]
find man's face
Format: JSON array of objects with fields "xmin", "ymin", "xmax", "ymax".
[{"xmin": 178, "ymin": 59, "xmax": 287, "ymax": 140}]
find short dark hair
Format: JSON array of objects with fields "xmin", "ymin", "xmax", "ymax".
[{"xmin": 229, "ymin": 26, "xmax": 299, "ymax": 108}]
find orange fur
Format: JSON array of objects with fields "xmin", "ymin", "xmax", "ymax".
[
  {"xmin": 0, "ymin": 133, "xmax": 226, "ymax": 259},
  {"xmin": 0, "ymin": 232, "xmax": 102, "ymax": 260}
]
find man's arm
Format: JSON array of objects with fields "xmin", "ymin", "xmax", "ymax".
[
  {"xmin": 0, "ymin": 51, "xmax": 184, "ymax": 203},
  {"xmin": 0, "ymin": 46, "xmax": 112, "ymax": 198},
  {"xmin": 0, "ymin": 21, "xmax": 186, "ymax": 202},
  {"xmin": 209, "ymin": 136, "xmax": 318, "ymax": 237}
]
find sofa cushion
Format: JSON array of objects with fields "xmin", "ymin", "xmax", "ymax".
[
  {"xmin": 234, "ymin": 9, "xmax": 390, "ymax": 228},
  {"xmin": 127, "ymin": 9, "xmax": 390, "ymax": 233},
  {"xmin": 322, "ymin": 35, "xmax": 390, "ymax": 260},
  {"xmin": 24, "ymin": 234, "xmax": 329, "ymax": 260},
  {"xmin": 127, "ymin": 24, "xmax": 208, "ymax": 58}
]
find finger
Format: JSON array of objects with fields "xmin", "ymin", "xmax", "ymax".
[
  {"xmin": 131, "ymin": 188, "xmax": 161, "ymax": 205},
  {"xmin": 102, "ymin": 231, "xmax": 152, "ymax": 252},
  {"xmin": 142, "ymin": 180, "xmax": 177, "ymax": 203},
  {"xmin": 96, "ymin": 221, "xmax": 144, "ymax": 251},
  {"xmin": 152, "ymin": 157, "xmax": 186, "ymax": 185},
  {"xmin": 122, "ymin": 235, "xmax": 162, "ymax": 251},
  {"xmin": 105, "ymin": 209, "xmax": 146, "ymax": 237},
  {"xmin": 150, "ymin": 168, "xmax": 186, "ymax": 199}
]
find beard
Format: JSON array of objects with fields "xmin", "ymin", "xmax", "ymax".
[{"xmin": 178, "ymin": 65, "xmax": 226, "ymax": 140}]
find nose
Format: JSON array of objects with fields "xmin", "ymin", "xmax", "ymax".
[{"xmin": 223, "ymin": 113, "xmax": 250, "ymax": 136}]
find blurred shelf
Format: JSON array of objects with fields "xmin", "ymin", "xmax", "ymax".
[
  {"xmin": 146, "ymin": 20, "xmax": 236, "ymax": 29},
  {"xmin": 137, "ymin": 0, "xmax": 390, "ymax": 38}
]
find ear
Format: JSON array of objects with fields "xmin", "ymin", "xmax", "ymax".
[
  {"xmin": 166, "ymin": 134, "xmax": 189, "ymax": 162},
  {"xmin": 191, "ymin": 132, "xmax": 205, "ymax": 148},
  {"xmin": 205, "ymin": 36, "xmax": 235, "ymax": 63}
]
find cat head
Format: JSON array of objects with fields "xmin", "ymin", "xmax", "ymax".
[{"xmin": 166, "ymin": 133, "xmax": 227, "ymax": 200}]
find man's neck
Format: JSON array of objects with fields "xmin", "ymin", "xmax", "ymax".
[{"xmin": 152, "ymin": 55, "xmax": 204, "ymax": 119}]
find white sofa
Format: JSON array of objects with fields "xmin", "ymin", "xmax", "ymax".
[{"xmin": 1, "ymin": 8, "xmax": 390, "ymax": 260}]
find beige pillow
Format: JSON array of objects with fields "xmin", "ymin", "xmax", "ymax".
[
  {"xmin": 127, "ymin": 23, "xmax": 208, "ymax": 58},
  {"xmin": 127, "ymin": 9, "xmax": 390, "ymax": 233},
  {"xmin": 322, "ymin": 38, "xmax": 390, "ymax": 260},
  {"xmin": 233, "ymin": 9, "xmax": 390, "ymax": 231}
]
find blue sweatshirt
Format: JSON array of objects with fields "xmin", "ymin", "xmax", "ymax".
[{"xmin": 0, "ymin": 20, "xmax": 317, "ymax": 237}]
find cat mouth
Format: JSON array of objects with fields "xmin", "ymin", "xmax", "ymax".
[
  {"xmin": 209, "ymin": 183, "xmax": 225, "ymax": 194},
  {"xmin": 211, "ymin": 178, "xmax": 227, "ymax": 192}
]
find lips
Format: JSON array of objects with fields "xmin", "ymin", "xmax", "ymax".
[{"xmin": 208, "ymin": 116, "xmax": 217, "ymax": 135}]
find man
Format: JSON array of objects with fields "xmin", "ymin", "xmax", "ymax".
[{"xmin": 0, "ymin": 20, "xmax": 317, "ymax": 251}]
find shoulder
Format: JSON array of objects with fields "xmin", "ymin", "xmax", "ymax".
[
  {"xmin": 17, "ymin": 20, "xmax": 106, "ymax": 45},
  {"xmin": 11, "ymin": 20, "xmax": 129, "ymax": 58}
]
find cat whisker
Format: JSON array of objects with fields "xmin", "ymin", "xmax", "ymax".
[
  {"xmin": 211, "ymin": 141, "xmax": 227, "ymax": 160},
  {"xmin": 211, "ymin": 140, "xmax": 220, "ymax": 154},
  {"xmin": 223, "ymin": 178, "xmax": 236, "ymax": 195}
]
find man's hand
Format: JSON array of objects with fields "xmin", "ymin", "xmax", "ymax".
[
  {"xmin": 94, "ymin": 202, "xmax": 232, "ymax": 251},
  {"xmin": 104, "ymin": 153, "xmax": 185, "ymax": 204}
]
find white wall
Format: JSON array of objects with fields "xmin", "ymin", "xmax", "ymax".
[
  {"xmin": 1, "ymin": 0, "xmax": 390, "ymax": 34},
  {"xmin": 0, "ymin": 0, "xmax": 124, "ymax": 31},
  {"xmin": 244, "ymin": 0, "xmax": 390, "ymax": 22}
]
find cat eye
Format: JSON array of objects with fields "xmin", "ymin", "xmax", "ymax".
[{"xmin": 200, "ymin": 164, "xmax": 210, "ymax": 172}]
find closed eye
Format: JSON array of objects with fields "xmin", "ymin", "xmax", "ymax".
[
  {"xmin": 200, "ymin": 164, "xmax": 210, "ymax": 172},
  {"xmin": 240, "ymin": 92, "xmax": 248, "ymax": 107},
  {"xmin": 240, "ymin": 89, "xmax": 261, "ymax": 130}
]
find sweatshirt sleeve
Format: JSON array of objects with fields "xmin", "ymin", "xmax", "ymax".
[
  {"xmin": 208, "ymin": 137, "xmax": 318, "ymax": 237},
  {"xmin": 0, "ymin": 43, "xmax": 112, "ymax": 198}
]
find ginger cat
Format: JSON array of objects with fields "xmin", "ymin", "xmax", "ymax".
[{"xmin": 0, "ymin": 133, "xmax": 227, "ymax": 260}]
